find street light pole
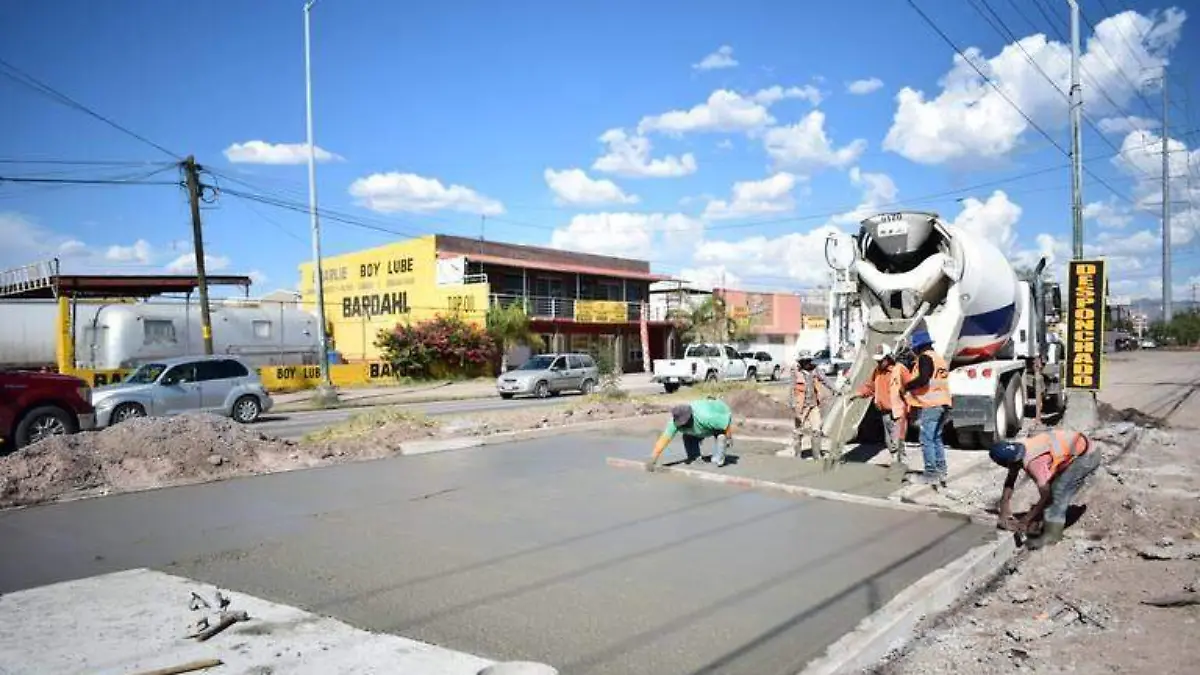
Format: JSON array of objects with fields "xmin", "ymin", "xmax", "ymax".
[{"xmin": 304, "ymin": 0, "xmax": 337, "ymax": 403}]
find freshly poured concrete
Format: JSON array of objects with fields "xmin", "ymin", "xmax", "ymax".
[{"xmin": 0, "ymin": 429, "xmax": 991, "ymax": 675}]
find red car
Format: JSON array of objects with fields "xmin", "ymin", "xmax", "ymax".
[{"xmin": 0, "ymin": 370, "xmax": 96, "ymax": 451}]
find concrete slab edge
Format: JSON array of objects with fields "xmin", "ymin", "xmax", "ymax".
[
  {"xmin": 605, "ymin": 457, "xmax": 990, "ymax": 524},
  {"xmin": 400, "ymin": 414, "xmax": 660, "ymax": 456},
  {"xmin": 797, "ymin": 534, "xmax": 1016, "ymax": 675}
]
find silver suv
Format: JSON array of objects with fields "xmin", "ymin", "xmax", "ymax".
[
  {"xmin": 91, "ymin": 355, "xmax": 274, "ymax": 427},
  {"xmin": 497, "ymin": 353, "xmax": 600, "ymax": 399}
]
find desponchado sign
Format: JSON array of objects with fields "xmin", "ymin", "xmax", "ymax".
[{"xmin": 1066, "ymin": 259, "xmax": 1106, "ymax": 390}]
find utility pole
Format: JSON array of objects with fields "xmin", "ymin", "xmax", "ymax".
[
  {"xmin": 1067, "ymin": 0, "xmax": 1084, "ymax": 259},
  {"xmin": 183, "ymin": 155, "xmax": 214, "ymax": 355},
  {"xmin": 1161, "ymin": 67, "xmax": 1173, "ymax": 323},
  {"xmin": 304, "ymin": 0, "xmax": 336, "ymax": 403}
]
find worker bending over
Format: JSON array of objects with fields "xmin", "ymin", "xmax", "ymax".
[
  {"xmin": 903, "ymin": 330, "xmax": 951, "ymax": 487},
  {"xmin": 790, "ymin": 351, "xmax": 835, "ymax": 461},
  {"xmin": 850, "ymin": 344, "xmax": 910, "ymax": 477},
  {"xmin": 989, "ymin": 429, "xmax": 1100, "ymax": 549},
  {"xmin": 645, "ymin": 400, "xmax": 734, "ymax": 471}
]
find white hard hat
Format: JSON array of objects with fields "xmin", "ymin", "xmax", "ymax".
[
  {"xmin": 795, "ymin": 350, "xmax": 813, "ymax": 361},
  {"xmin": 872, "ymin": 344, "xmax": 893, "ymax": 361}
]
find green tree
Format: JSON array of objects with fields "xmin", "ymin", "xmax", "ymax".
[
  {"xmin": 669, "ymin": 295, "xmax": 756, "ymax": 346},
  {"xmin": 486, "ymin": 302, "xmax": 543, "ymax": 372}
]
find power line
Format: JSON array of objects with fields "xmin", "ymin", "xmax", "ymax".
[
  {"xmin": 1076, "ymin": 4, "xmax": 1160, "ymax": 117},
  {"xmin": 0, "ymin": 55, "xmax": 181, "ymax": 160},
  {"xmin": 0, "ymin": 175, "xmax": 180, "ymax": 186},
  {"xmin": 0, "ymin": 158, "xmax": 170, "ymax": 166}
]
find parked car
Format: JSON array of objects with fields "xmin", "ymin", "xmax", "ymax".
[
  {"xmin": 651, "ymin": 343, "xmax": 751, "ymax": 393},
  {"xmin": 496, "ymin": 353, "xmax": 599, "ymax": 399},
  {"xmin": 0, "ymin": 370, "xmax": 95, "ymax": 451},
  {"xmin": 90, "ymin": 355, "xmax": 273, "ymax": 427},
  {"xmin": 1140, "ymin": 339, "xmax": 1157, "ymax": 349},
  {"xmin": 1114, "ymin": 336, "xmax": 1138, "ymax": 352},
  {"xmin": 811, "ymin": 349, "xmax": 853, "ymax": 377},
  {"xmin": 740, "ymin": 351, "xmax": 782, "ymax": 381}
]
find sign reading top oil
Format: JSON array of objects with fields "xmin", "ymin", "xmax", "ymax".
[
  {"xmin": 298, "ymin": 236, "xmax": 489, "ymax": 361},
  {"xmin": 1065, "ymin": 259, "xmax": 1106, "ymax": 391}
]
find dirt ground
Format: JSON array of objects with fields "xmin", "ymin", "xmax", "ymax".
[{"xmin": 870, "ymin": 420, "xmax": 1200, "ymax": 675}]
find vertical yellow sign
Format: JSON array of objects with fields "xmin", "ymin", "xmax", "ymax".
[{"xmin": 1066, "ymin": 259, "xmax": 1107, "ymax": 391}]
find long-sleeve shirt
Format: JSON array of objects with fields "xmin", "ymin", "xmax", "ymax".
[
  {"xmin": 790, "ymin": 367, "xmax": 834, "ymax": 409},
  {"xmin": 857, "ymin": 364, "xmax": 909, "ymax": 415}
]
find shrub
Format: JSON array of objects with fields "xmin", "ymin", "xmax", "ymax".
[{"xmin": 376, "ymin": 315, "xmax": 498, "ymax": 379}]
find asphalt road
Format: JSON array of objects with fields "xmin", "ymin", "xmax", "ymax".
[
  {"xmin": 258, "ymin": 380, "xmax": 788, "ymax": 440},
  {"xmin": 0, "ymin": 428, "xmax": 989, "ymax": 675},
  {"xmin": 1097, "ymin": 350, "xmax": 1200, "ymax": 429}
]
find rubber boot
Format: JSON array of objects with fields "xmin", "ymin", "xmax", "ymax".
[{"xmin": 1026, "ymin": 521, "xmax": 1065, "ymax": 550}]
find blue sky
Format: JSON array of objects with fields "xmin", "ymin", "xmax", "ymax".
[{"xmin": 2, "ymin": 0, "xmax": 1198, "ymax": 301}]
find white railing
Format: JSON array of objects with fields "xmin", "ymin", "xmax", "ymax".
[
  {"xmin": 0, "ymin": 258, "xmax": 58, "ymax": 298},
  {"xmin": 490, "ymin": 294, "xmax": 663, "ymax": 322}
]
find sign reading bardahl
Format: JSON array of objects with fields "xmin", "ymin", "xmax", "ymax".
[
  {"xmin": 1066, "ymin": 259, "xmax": 1106, "ymax": 391},
  {"xmin": 575, "ymin": 300, "xmax": 627, "ymax": 323}
]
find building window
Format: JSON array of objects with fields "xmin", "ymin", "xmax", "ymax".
[
  {"xmin": 598, "ymin": 280, "xmax": 621, "ymax": 300},
  {"xmin": 253, "ymin": 320, "xmax": 272, "ymax": 339},
  {"xmin": 143, "ymin": 319, "xmax": 176, "ymax": 345}
]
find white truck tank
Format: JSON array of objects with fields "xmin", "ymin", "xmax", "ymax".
[{"xmin": 851, "ymin": 212, "xmax": 1024, "ymax": 365}]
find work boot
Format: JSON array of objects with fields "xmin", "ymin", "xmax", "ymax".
[{"xmin": 1026, "ymin": 521, "xmax": 1065, "ymax": 550}]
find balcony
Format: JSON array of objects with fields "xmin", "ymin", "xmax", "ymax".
[{"xmin": 490, "ymin": 294, "xmax": 669, "ymax": 322}]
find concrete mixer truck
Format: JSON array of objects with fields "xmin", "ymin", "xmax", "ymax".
[{"xmin": 821, "ymin": 211, "xmax": 1066, "ymax": 451}]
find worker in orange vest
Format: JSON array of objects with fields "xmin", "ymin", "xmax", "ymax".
[
  {"xmin": 989, "ymin": 429, "xmax": 1100, "ymax": 549},
  {"xmin": 850, "ymin": 344, "xmax": 911, "ymax": 477},
  {"xmin": 902, "ymin": 330, "xmax": 951, "ymax": 487},
  {"xmin": 789, "ymin": 350, "xmax": 835, "ymax": 461}
]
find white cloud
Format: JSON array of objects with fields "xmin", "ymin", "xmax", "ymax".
[
  {"xmin": 751, "ymin": 85, "xmax": 823, "ymax": 106},
  {"xmin": 949, "ymin": 190, "xmax": 1023, "ymax": 252},
  {"xmin": 57, "ymin": 239, "xmax": 88, "ymax": 257},
  {"xmin": 592, "ymin": 128, "xmax": 698, "ymax": 178},
  {"xmin": 550, "ymin": 212, "xmax": 702, "ymax": 259},
  {"xmin": 348, "ymin": 172, "xmax": 504, "ymax": 215},
  {"xmin": 1112, "ymin": 129, "xmax": 1200, "ymax": 245},
  {"xmin": 543, "ymin": 168, "xmax": 638, "ymax": 206},
  {"xmin": 692, "ymin": 224, "xmax": 843, "ymax": 286},
  {"xmin": 165, "ymin": 251, "xmax": 232, "ymax": 274},
  {"xmin": 763, "ymin": 110, "xmax": 867, "ymax": 172},
  {"xmin": 248, "ymin": 269, "xmax": 269, "ymax": 285},
  {"xmin": 1097, "ymin": 115, "xmax": 1159, "ymax": 135},
  {"xmin": 638, "ymin": 89, "xmax": 776, "ymax": 136},
  {"xmin": 716, "ymin": 139, "xmax": 734, "ymax": 150},
  {"xmin": 693, "ymin": 45, "xmax": 738, "ymax": 71},
  {"xmin": 883, "ymin": 9, "xmax": 1187, "ymax": 164},
  {"xmin": 846, "ymin": 78, "xmax": 884, "ymax": 95},
  {"xmin": 1082, "ymin": 199, "xmax": 1133, "ymax": 228},
  {"xmin": 831, "ymin": 167, "xmax": 899, "ymax": 225},
  {"xmin": 223, "ymin": 140, "xmax": 342, "ymax": 165},
  {"xmin": 678, "ymin": 265, "xmax": 742, "ymax": 290},
  {"xmin": 703, "ymin": 172, "xmax": 798, "ymax": 220},
  {"xmin": 104, "ymin": 239, "xmax": 152, "ymax": 263}
]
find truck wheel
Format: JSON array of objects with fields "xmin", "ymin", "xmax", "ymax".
[
  {"xmin": 771, "ymin": 366, "xmax": 781, "ymax": 381},
  {"xmin": 580, "ymin": 379, "xmax": 596, "ymax": 395},
  {"xmin": 233, "ymin": 395, "xmax": 262, "ymax": 424},
  {"xmin": 533, "ymin": 381, "xmax": 550, "ymax": 398},
  {"xmin": 1004, "ymin": 376, "xmax": 1024, "ymax": 437},
  {"xmin": 704, "ymin": 371, "xmax": 718, "ymax": 383},
  {"xmin": 976, "ymin": 393, "xmax": 1008, "ymax": 449},
  {"xmin": 112, "ymin": 402, "xmax": 146, "ymax": 424},
  {"xmin": 663, "ymin": 383, "xmax": 680, "ymax": 394},
  {"xmin": 746, "ymin": 367, "xmax": 757, "ymax": 381},
  {"xmin": 15, "ymin": 406, "xmax": 77, "ymax": 448}
]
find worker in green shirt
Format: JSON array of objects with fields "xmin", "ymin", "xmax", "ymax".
[{"xmin": 644, "ymin": 400, "xmax": 734, "ymax": 471}]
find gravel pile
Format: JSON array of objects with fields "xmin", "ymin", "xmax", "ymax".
[{"xmin": 723, "ymin": 389, "xmax": 793, "ymax": 419}]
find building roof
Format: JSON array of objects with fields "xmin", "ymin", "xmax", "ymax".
[
  {"xmin": 435, "ymin": 234, "xmax": 659, "ymax": 278},
  {"xmin": 0, "ymin": 274, "xmax": 254, "ymax": 300},
  {"xmin": 442, "ymin": 252, "xmax": 673, "ymax": 282}
]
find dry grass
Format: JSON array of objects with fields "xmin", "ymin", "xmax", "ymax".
[{"xmin": 302, "ymin": 407, "xmax": 439, "ymax": 442}]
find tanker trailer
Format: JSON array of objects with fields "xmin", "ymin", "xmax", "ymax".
[{"xmin": 821, "ymin": 211, "xmax": 1065, "ymax": 451}]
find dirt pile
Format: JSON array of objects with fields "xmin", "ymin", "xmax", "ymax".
[
  {"xmin": 438, "ymin": 397, "xmax": 670, "ymax": 437},
  {"xmin": 0, "ymin": 412, "xmax": 443, "ymax": 509},
  {"xmin": 723, "ymin": 389, "xmax": 793, "ymax": 419},
  {"xmin": 873, "ymin": 423, "xmax": 1200, "ymax": 675}
]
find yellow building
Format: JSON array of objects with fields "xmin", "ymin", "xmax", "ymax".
[{"xmin": 299, "ymin": 234, "xmax": 676, "ymax": 369}]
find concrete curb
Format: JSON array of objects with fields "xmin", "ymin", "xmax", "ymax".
[
  {"xmin": 605, "ymin": 457, "xmax": 993, "ymax": 524},
  {"xmin": 797, "ymin": 534, "xmax": 1016, "ymax": 675},
  {"xmin": 400, "ymin": 414, "xmax": 663, "ymax": 456}
]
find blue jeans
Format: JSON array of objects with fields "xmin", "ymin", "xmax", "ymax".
[
  {"xmin": 918, "ymin": 406, "xmax": 948, "ymax": 478},
  {"xmin": 1044, "ymin": 450, "xmax": 1101, "ymax": 524},
  {"xmin": 683, "ymin": 433, "xmax": 728, "ymax": 464}
]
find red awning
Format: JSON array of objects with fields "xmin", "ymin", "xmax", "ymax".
[{"xmin": 440, "ymin": 252, "xmax": 673, "ymax": 282}]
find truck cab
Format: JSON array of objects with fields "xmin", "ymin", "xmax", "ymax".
[
  {"xmin": 0, "ymin": 370, "xmax": 96, "ymax": 451},
  {"xmin": 651, "ymin": 343, "xmax": 750, "ymax": 393}
]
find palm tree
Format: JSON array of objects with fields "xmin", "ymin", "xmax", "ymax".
[
  {"xmin": 486, "ymin": 302, "xmax": 543, "ymax": 372},
  {"xmin": 669, "ymin": 295, "xmax": 755, "ymax": 345}
]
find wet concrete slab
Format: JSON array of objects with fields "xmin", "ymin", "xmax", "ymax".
[{"xmin": 0, "ymin": 429, "xmax": 991, "ymax": 675}]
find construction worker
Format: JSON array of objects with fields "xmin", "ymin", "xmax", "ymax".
[
  {"xmin": 988, "ymin": 429, "xmax": 1100, "ymax": 549},
  {"xmin": 903, "ymin": 330, "xmax": 951, "ymax": 487},
  {"xmin": 790, "ymin": 351, "xmax": 835, "ymax": 460},
  {"xmin": 645, "ymin": 400, "xmax": 734, "ymax": 471},
  {"xmin": 850, "ymin": 344, "xmax": 910, "ymax": 476}
]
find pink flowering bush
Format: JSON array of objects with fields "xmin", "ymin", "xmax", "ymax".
[{"xmin": 375, "ymin": 315, "xmax": 498, "ymax": 379}]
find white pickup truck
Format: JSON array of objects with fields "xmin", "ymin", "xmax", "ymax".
[{"xmin": 651, "ymin": 343, "xmax": 751, "ymax": 393}]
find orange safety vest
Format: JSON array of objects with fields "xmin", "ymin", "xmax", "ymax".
[
  {"xmin": 910, "ymin": 351, "xmax": 951, "ymax": 408},
  {"xmin": 1023, "ymin": 429, "xmax": 1089, "ymax": 477},
  {"xmin": 859, "ymin": 365, "xmax": 899, "ymax": 412},
  {"xmin": 890, "ymin": 363, "xmax": 912, "ymax": 415},
  {"xmin": 793, "ymin": 367, "xmax": 825, "ymax": 407}
]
